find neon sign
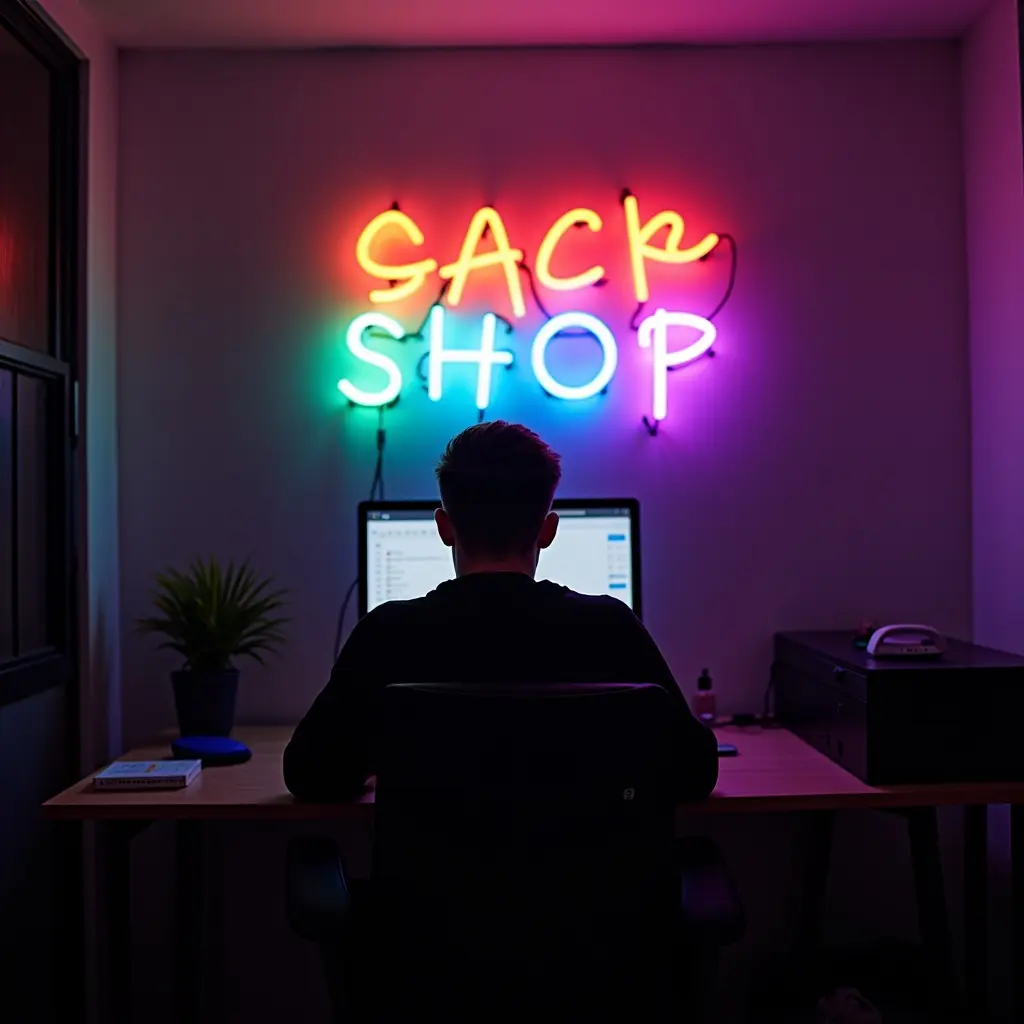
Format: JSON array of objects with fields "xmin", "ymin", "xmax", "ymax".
[
  {"xmin": 339, "ymin": 196, "xmax": 730, "ymax": 427},
  {"xmin": 428, "ymin": 308, "xmax": 514, "ymax": 411},
  {"xmin": 531, "ymin": 312, "xmax": 619, "ymax": 402}
]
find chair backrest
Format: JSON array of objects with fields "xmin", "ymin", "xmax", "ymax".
[{"xmin": 372, "ymin": 682, "xmax": 678, "ymax": 972}]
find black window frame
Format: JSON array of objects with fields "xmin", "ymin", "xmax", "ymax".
[{"xmin": 0, "ymin": 0, "xmax": 81, "ymax": 709}]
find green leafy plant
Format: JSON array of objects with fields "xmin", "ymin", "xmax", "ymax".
[{"xmin": 136, "ymin": 557, "xmax": 289, "ymax": 672}]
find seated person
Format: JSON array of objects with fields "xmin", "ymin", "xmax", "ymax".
[{"xmin": 284, "ymin": 420, "xmax": 718, "ymax": 802}]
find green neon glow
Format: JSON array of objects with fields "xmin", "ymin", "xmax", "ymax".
[{"xmin": 337, "ymin": 312, "xmax": 404, "ymax": 407}]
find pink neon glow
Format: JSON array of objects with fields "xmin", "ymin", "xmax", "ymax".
[{"xmin": 637, "ymin": 309, "xmax": 716, "ymax": 421}]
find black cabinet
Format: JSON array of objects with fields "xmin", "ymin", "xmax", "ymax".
[{"xmin": 773, "ymin": 631, "xmax": 1024, "ymax": 785}]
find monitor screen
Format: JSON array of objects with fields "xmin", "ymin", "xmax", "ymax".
[{"xmin": 359, "ymin": 499, "xmax": 641, "ymax": 618}]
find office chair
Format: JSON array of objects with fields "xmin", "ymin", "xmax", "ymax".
[{"xmin": 286, "ymin": 682, "xmax": 744, "ymax": 1022}]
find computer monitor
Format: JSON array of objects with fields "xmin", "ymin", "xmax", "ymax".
[{"xmin": 358, "ymin": 498, "xmax": 642, "ymax": 618}]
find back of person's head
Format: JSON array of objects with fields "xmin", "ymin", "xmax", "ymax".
[{"xmin": 435, "ymin": 421, "xmax": 562, "ymax": 558}]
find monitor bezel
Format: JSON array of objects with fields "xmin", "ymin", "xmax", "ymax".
[{"xmin": 358, "ymin": 497, "xmax": 642, "ymax": 619}]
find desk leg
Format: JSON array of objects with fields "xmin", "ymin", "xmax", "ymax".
[
  {"xmin": 1012, "ymin": 805, "xmax": 1024, "ymax": 1022},
  {"xmin": 906, "ymin": 808, "xmax": 958, "ymax": 1015},
  {"xmin": 99, "ymin": 821, "xmax": 148, "ymax": 1024},
  {"xmin": 173, "ymin": 820, "xmax": 204, "ymax": 1024},
  {"xmin": 796, "ymin": 811, "xmax": 834, "ymax": 949},
  {"xmin": 53, "ymin": 820, "xmax": 85, "ymax": 1021},
  {"xmin": 964, "ymin": 806, "xmax": 989, "ymax": 1017}
]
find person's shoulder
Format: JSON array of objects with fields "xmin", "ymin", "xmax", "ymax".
[
  {"xmin": 354, "ymin": 594, "xmax": 435, "ymax": 632},
  {"xmin": 536, "ymin": 582, "xmax": 640, "ymax": 622}
]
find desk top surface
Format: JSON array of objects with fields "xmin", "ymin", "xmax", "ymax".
[{"xmin": 42, "ymin": 725, "xmax": 1024, "ymax": 821}]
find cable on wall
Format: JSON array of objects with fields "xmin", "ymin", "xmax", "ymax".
[
  {"xmin": 517, "ymin": 250, "xmax": 609, "ymax": 339},
  {"xmin": 694, "ymin": 232, "xmax": 737, "ymax": 336},
  {"xmin": 615, "ymin": 186, "xmax": 738, "ymax": 437},
  {"xmin": 368, "ymin": 405, "xmax": 386, "ymax": 501},
  {"xmin": 330, "ymin": 381, "xmax": 496, "ymax": 659},
  {"xmin": 366, "ymin": 279, "xmax": 452, "ymax": 344},
  {"xmin": 619, "ymin": 188, "xmax": 738, "ymax": 344},
  {"xmin": 515, "ymin": 246, "xmax": 612, "ymax": 403},
  {"xmin": 333, "ymin": 407, "xmax": 389, "ymax": 659}
]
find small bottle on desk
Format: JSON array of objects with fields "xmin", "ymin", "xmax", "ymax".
[{"xmin": 694, "ymin": 668, "xmax": 716, "ymax": 725}]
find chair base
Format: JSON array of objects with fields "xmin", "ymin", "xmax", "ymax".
[{"xmin": 287, "ymin": 836, "xmax": 743, "ymax": 1024}]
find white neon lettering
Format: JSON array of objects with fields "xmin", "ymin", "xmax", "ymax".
[
  {"xmin": 337, "ymin": 312, "xmax": 405, "ymax": 407},
  {"xmin": 531, "ymin": 312, "xmax": 618, "ymax": 401},
  {"xmin": 636, "ymin": 308, "xmax": 716, "ymax": 421},
  {"xmin": 427, "ymin": 307, "xmax": 514, "ymax": 411}
]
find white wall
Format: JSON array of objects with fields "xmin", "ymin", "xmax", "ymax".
[
  {"xmin": 116, "ymin": 44, "xmax": 971, "ymax": 746},
  {"xmin": 962, "ymin": 1, "xmax": 1024, "ymax": 1018},
  {"xmin": 965, "ymin": 1, "xmax": 1024, "ymax": 651}
]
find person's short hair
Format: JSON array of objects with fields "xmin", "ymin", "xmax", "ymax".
[{"xmin": 435, "ymin": 421, "xmax": 562, "ymax": 557}]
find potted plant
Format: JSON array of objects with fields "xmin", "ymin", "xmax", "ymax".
[{"xmin": 137, "ymin": 556, "xmax": 289, "ymax": 737}]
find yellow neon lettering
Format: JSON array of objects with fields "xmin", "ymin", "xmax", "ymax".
[
  {"xmin": 438, "ymin": 207, "xmax": 526, "ymax": 319},
  {"xmin": 535, "ymin": 209, "xmax": 605, "ymax": 292},
  {"xmin": 355, "ymin": 210, "xmax": 438, "ymax": 304},
  {"xmin": 623, "ymin": 195, "xmax": 719, "ymax": 303}
]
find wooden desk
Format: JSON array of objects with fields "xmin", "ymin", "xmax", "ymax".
[
  {"xmin": 44, "ymin": 725, "xmax": 1024, "ymax": 1022},
  {"xmin": 46, "ymin": 723, "xmax": 1024, "ymax": 818}
]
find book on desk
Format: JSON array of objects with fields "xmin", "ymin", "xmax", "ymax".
[{"xmin": 93, "ymin": 760, "xmax": 202, "ymax": 791}]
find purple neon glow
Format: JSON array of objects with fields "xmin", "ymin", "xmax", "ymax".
[{"xmin": 636, "ymin": 309, "xmax": 716, "ymax": 421}]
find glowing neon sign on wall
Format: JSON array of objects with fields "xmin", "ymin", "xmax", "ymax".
[{"xmin": 338, "ymin": 195, "xmax": 730, "ymax": 428}]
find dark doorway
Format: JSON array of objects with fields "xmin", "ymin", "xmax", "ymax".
[{"xmin": 0, "ymin": 1, "xmax": 81, "ymax": 1020}]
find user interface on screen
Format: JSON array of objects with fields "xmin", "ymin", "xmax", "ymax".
[{"xmin": 362, "ymin": 502, "xmax": 638, "ymax": 615}]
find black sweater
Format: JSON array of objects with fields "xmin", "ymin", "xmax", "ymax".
[{"xmin": 284, "ymin": 572, "xmax": 718, "ymax": 802}]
